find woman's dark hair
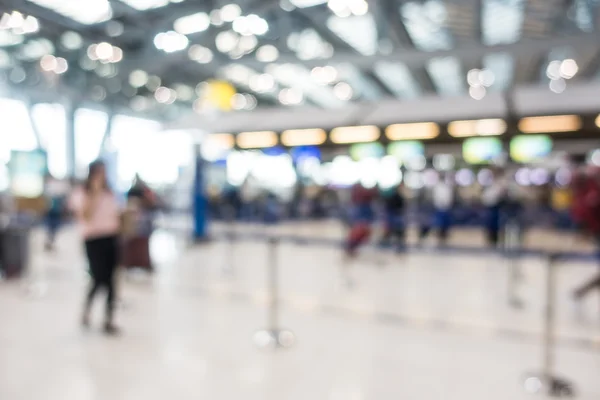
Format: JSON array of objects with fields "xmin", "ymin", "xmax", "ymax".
[{"xmin": 85, "ymin": 160, "xmax": 110, "ymax": 192}]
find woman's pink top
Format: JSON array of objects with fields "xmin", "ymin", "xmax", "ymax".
[{"xmin": 70, "ymin": 187, "xmax": 121, "ymax": 239}]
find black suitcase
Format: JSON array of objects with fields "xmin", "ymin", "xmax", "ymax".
[{"xmin": 0, "ymin": 227, "xmax": 29, "ymax": 279}]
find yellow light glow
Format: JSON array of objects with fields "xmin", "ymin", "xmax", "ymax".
[
  {"xmin": 206, "ymin": 133, "xmax": 234, "ymax": 149},
  {"xmin": 236, "ymin": 130, "xmax": 278, "ymax": 149},
  {"xmin": 448, "ymin": 119, "xmax": 507, "ymax": 137},
  {"xmin": 281, "ymin": 128, "xmax": 326, "ymax": 146},
  {"xmin": 518, "ymin": 115, "xmax": 582, "ymax": 134},
  {"xmin": 330, "ymin": 125, "xmax": 380, "ymax": 144},
  {"xmin": 595, "ymin": 114, "xmax": 600, "ymax": 128},
  {"xmin": 385, "ymin": 122, "xmax": 439, "ymax": 140}
]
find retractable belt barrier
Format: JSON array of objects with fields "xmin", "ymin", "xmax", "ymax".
[{"xmin": 213, "ymin": 225, "xmax": 595, "ymax": 395}]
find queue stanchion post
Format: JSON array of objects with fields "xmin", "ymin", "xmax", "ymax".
[
  {"xmin": 253, "ymin": 235, "xmax": 295, "ymax": 349},
  {"xmin": 223, "ymin": 205, "xmax": 236, "ymax": 275},
  {"xmin": 524, "ymin": 252, "xmax": 575, "ymax": 398},
  {"xmin": 505, "ymin": 219, "xmax": 524, "ymax": 309}
]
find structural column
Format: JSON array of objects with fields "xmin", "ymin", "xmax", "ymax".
[
  {"xmin": 64, "ymin": 102, "xmax": 76, "ymax": 180},
  {"xmin": 193, "ymin": 143, "xmax": 208, "ymax": 240}
]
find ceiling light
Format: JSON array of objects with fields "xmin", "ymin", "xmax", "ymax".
[
  {"xmin": 154, "ymin": 31, "xmax": 189, "ymax": 53},
  {"xmin": 238, "ymin": 35, "xmax": 258, "ymax": 52},
  {"xmin": 9, "ymin": 67, "xmax": 26, "ymax": 83},
  {"xmin": 7, "ymin": 11, "xmax": 22, "ymax": 30},
  {"xmin": 278, "ymin": 88, "xmax": 303, "ymax": 105},
  {"xmin": 289, "ymin": 0, "xmax": 327, "ymax": 7},
  {"xmin": 174, "ymin": 12, "xmax": 210, "ymax": 35},
  {"xmin": 328, "ymin": 0, "xmax": 368, "ymax": 17},
  {"xmin": 0, "ymin": 13, "xmax": 10, "ymax": 30},
  {"xmin": 26, "ymin": 0, "xmax": 113, "ymax": 25},
  {"xmin": 249, "ymin": 73, "xmax": 275, "ymax": 93},
  {"xmin": 221, "ymin": 4, "xmax": 242, "ymax": 22},
  {"xmin": 130, "ymin": 95, "xmax": 151, "ymax": 112},
  {"xmin": 110, "ymin": 47, "xmax": 123, "ymax": 63},
  {"xmin": 106, "ymin": 20, "xmax": 124, "ymax": 37},
  {"xmin": 40, "ymin": 54, "xmax": 57, "ymax": 72},
  {"xmin": 22, "ymin": 16, "xmax": 39, "ymax": 34},
  {"xmin": 79, "ymin": 56, "xmax": 96, "ymax": 70},
  {"xmin": 216, "ymin": 31, "xmax": 239, "ymax": 53},
  {"xmin": 87, "ymin": 44, "xmax": 99, "ymax": 60},
  {"xmin": 196, "ymin": 81, "xmax": 208, "ymax": 96},
  {"xmin": 333, "ymin": 82, "xmax": 353, "ymax": 100},
  {"xmin": 91, "ymin": 86, "xmax": 107, "ymax": 101},
  {"xmin": 549, "ymin": 77, "xmax": 566, "ymax": 93},
  {"xmin": 386, "ymin": 123, "xmax": 440, "ymax": 140},
  {"xmin": 193, "ymin": 98, "xmax": 204, "ymax": 113},
  {"xmin": 0, "ymin": 30, "xmax": 24, "ymax": 46},
  {"xmin": 231, "ymin": 93, "xmax": 248, "ymax": 110},
  {"xmin": 95, "ymin": 42, "xmax": 114, "ymax": 60},
  {"xmin": 311, "ymin": 65, "xmax": 337, "ymax": 84},
  {"xmin": 222, "ymin": 64, "xmax": 255, "ymax": 85},
  {"xmin": 330, "ymin": 125, "xmax": 380, "ymax": 144},
  {"xmin": 448, "ymin": 119, "xmax": 506, "ymax": 137},
  {"xmin": 20, "ymin": 38, "xmax": 54, "ymax": 60},
  {"xmin": 95, "ymin": 63, "xmax": 117, "ymax": 78},
  {"xmin": 469, "ymin": 85, "xmax": 486, "ymax": 100},
  {"xmin": 146, "ymin": 75, "xmax": 162, "ymax": 91},
  {"xmin": 467, "ymin": 69, "xmax": 481, "ymax": 87},
  {"xmin": 237, "ymin": 131, "xmax": 278, "ymax": 149},
  {"xmin": 247, "ymin": 14, "xmax": 269, "ymax": 35},
  {"xmin": 175, "ymin": 84, "xmax": 194, "ymax": 101},
  {"xmin": 189, "ymin": 45, "xmax": 213, "ymax": 63},
  {"xmin": 244, "ymin": 94, "xmax": 257, "ymax": 110},
  {"xmin": 129, "ymin": 70, "xmax": 148, "ymax": 88},
  {"xmin": 282, "ymin": 128, "xmax": 327, "ymax": 146},
  {"xmin": 349, "ymin": 0, "xmax": 369, "ymax": 15},
  {"xmin": 233, "ymin": 14, "xmax": 269, "ymax": 36},
  {"xmin": 61, "ymin": 31, "xmax": 83, "ymax": 50},
  {"xmin": 210, "ymin": 9, "xmax": 224, "ymax": 26},
  {"xmin": 118, "ymin": 0, "xmax": 169, "ymax": 11},
  {"xmin": 256, "ymin": 45, "xmax": 279, "ymax": 62},
  {"xmin": 0, "ymin": 49, "xmax": 11, "ymax": 68},
  {"xmin": 518, "ymin": 115, "xmax": 582, "ymax": 133},
  {"xmin": 154, "ymin": 86, "xmax": 177, "ymax": 104},
  {"xmin": 546, "ymin": 60, "xmax": 561, "ymax": 80},
  {"xmin": 560, "ymin": 59, "xmax": 578, "ymax": 79},
  {"xmin": 54, "ymin": 57, "xmax": 68, "ymax": 74},
  {"xmin": 479, "ymin": 69, "xmax": 495, "ymax": 87}
]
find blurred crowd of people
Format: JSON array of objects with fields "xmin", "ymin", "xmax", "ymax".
[{"xmin": 1, "ymin": 160, "xmax": 599, "ymax": 335}]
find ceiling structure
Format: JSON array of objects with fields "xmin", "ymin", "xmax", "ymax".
[{"xmin": 0, "ymin": 0, "xmax": 599, "ymax": 122}]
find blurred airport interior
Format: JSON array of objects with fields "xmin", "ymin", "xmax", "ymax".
[{"xmin": 0, "ymin": 0, "xmax": 599, "ymax": 399}]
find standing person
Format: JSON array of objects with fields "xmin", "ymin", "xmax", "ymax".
[
  {"xmin": 345, "ymin": 183, "xmax": 378, "ymax": 258},
  {"xmin": 432, "ymin": 173, "xmax": 455, "ymax": 245},
  {"xmin": 482, "ymin": 170, "xmax": 507, "ymax": 247},
  {"xmin": 70, "ymin": 161, "xmax": 122, "ymax": 335},
  {"xmin": 123, "ymin": 175, "xmax": 158, "ymax": 273},
  {"xmin": 381, "ymin": 184, "xmax": 406, "ymax": 251},
  {"xmin": 572, "ymin": 169, "xmax": 600, "ymax": 301},
  {"xmin": 44, "ymin": 175, "xmax": 67, "ymax": 251}
]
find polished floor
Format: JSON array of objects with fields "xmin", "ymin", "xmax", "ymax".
[{"xmin": 1, "ymin": 222, "xmax": 599, "ymax": 400}]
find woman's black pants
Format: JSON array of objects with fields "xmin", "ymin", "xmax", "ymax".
[{"xmin": 84, "ymin": 235, "xmax": 119, "ymax": 322}]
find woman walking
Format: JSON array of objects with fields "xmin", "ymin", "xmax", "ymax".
[{"xmin": 70, "ymin": 161, "xmax": 122, "ymax": 335}]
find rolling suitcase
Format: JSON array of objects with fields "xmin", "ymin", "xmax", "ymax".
[{"xmin": 1, "ymin": 227, "xmax": 29, "ymax": 279}]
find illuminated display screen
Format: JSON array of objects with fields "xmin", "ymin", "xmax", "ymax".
[
  {"xmin": 510, "ymin": 135, "xmax": 553, "ymax": 163},
  {"xmin": 291, "ymin": 145, "xmax": 321, "ymax": 163},
  {"xmin": 262, "ymin": 146, "xmax": 286, "ymax": 156},
  {"xmin": 349, "ymin": 142, "xmax": 384, "ymax": 161},
  {"xmin": 462, "ymin": 137, "xmax": 503, "ymax": 164},
  {"xmin": 9, "ymin": 150, "xmax": 47, "ymax": 198},
  {"xmin": 387, "ymin": 141, "xmax": 424, "ymax": 162}
]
